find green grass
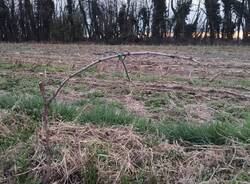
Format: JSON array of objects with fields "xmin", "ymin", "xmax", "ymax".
[
  {"xmin": 0, "ymin": 61, "xmax": 17, "ymax": 69},
  {"xmin": 0, "ymin": 113, "xmax": 38, "ymax": 152},
  {"xmin": 51, "ymin": 102, "xmax": 78, "ymax": 121},
  {"xmin": 161, "ymin": 120, "xmax": 250, "ymax": 144},
  {"xmin": 230, "ymin": 172, "xmax": 250, "ymax": 183},
  {"xmin": 134, "ymin": 73, "xmax": 162, "ymax": 82},
  {"xmin": 0, "ymin": 140, "xmax": 40, "ymax": 184},
  {"xmin": 166, "ymin": 75, "xmax": 190, "ymax": 83},
  {"xmin": 209, "ymin": 100, "xmax": 250, "ymax": 123},
  {"xmin": 0, "ymin": 75, "xmax": 40, "ymax": 94},
  {"xmin": 192, "ymin": 77, "xmax": 250, "ymax": 89},
  {"xmin": 144, "ymin": 93, "xmax": 170, "ymax": 108},
  {"xmin": 0, "ymin": 94, "xmax": 77, "ymax": 121},
  {"xmin": 0, "ymin": 94, "xmax": 17, "ymax": 109},
  {"xmin": 132, "ymin": 73, "xmax": 190, "ymax": 83},
  {"xmin": 87, "ymin": 90, "xmax": 105, "ymax": 98},
  {"xmin": 73, "ymin": 83, "xmax": 88, "ymax": 92},
  {"xmin": 224, "ymin": 79, "xmax": 250, "ymax": 89},
  {"xmin": 0, "ymin": 61, "xmax": 68, "ymax": 72},
  {"xmin": 1, "ymin": 93, "xmax": 250, "ymax": 145},
  {"xmin": 134, "ymin": 91, "xmax": 194, "ymax": 121},
  {"xmin": 78, "ymin": 104, "xmax": 250, "ymax": 144},
  {"xmin": 0, "ymin": 95, "xmax": 250, "ymax": 184},
  {"xmin": 76, "ymin": 104, "xmax": 143, "ymax": 126},
  {"xmin": 135, "ymin": 92, "xmax": 165, "ymax": 104}
]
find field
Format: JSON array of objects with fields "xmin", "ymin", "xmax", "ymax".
[{"xmin": 0, "ymin": 43, "xmax": 250, "ymax": 183}]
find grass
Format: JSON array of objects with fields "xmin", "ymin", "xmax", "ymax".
[
  {"xmin": 87, "ymin": 90, "xmax": 105, "ymax": 98},
  {"xmin": 192, "ymin": 77, "xmax": 250, "ymax": 89},
  {"xmin": 76, "ymin": 104, "xmax": 143, "ymax": 126},
  {"xmin": 209, "ymin": 100, "xmax": 250, "ymax": 123},
  {"xmin": 0, "ymin": 75, "xmax": 40, "ymax": 94},
  {"xmin": 1, "ymin": 98, "xmax": 249, "ymax": 183},
  {"xmin": 134, "ymin": 73, "xmax": 162, "ymax": 82},
  {"xmin": 0, "ymin": 139, "xmax": 41, "ymax": 184},
  {"xmin": 1, "ymin": 93, "xmax": 250, "ymax": 145},
  {"xmin": 73, "ymin": 83, "xmax": 88, "ymax": 92},
  {"xmin": 134, "ymin": 92, "xmax": 170, "ymax": 108},
  {"xmin": 1, "ymin": 45, "xmax": 250, "ymax": 183},
  {"xmin": 132, "ymin": 73, "xmax": 190, "ymax": 83},
  {"xmin": 130, "ymin": 71, "xmax": 250, "ymax": 91},
  {"xmin": 0, "ymin": 60, "xmax": 68, "ymax": 72},
  {"xmin": 0, "ymin": 94, "xmax": 77, "ymax": 121},
  {"xmin": 207, "ymin": 79, "xmax": 250, "ymax": 89},
  {"xmin": 144, "ymin": 93, "xmax": 170, "ymax": 108},
  {"xmin": 156, "ymin": 120, "xmax": 250, "ymax": 144},
  {"xmin": 0, "ymin": 112, "xmax": 38, "ymax": 152},
  {"xmin": 0, "ymin": 94, "xmax": 17, "ymax": 109}
]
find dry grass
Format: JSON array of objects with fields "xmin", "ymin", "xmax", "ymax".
[
  {"xmin": 31, "ymin": 122, "xmax": 250, "ymax": 184},
  {"xmin": 1, "ymin": 44, "xmax": 250, "ymax": 183}
]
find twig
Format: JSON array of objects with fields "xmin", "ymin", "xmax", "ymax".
[{"xmin": 119, "ymin": 55, "xmax": 131, "ymax": 82}]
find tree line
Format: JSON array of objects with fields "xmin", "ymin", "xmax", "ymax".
[{"xmin": 0, "ymin": 0, "xmax": 250, "ymax": 43}]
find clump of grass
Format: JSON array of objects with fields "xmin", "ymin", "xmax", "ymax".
[
  {"xmin": 0, "ymin": 94, "xmax": 78, "ymax": 121},
  {"xmin": 146, "ymin": 119, "xmax": 250, "ymax": 145},
  {"xmin": 87, "ymin": 90, "xmax": 105, "ymax": 98},
  {"xmin": 166, "ymin": 75, "xmax": 189, "ymax": 83},
  {"xmin": 209, "ymin": 100, "xmax": 250, "ymax": 123},
  {"xmin": 0, "ymin": 62, "xmax": 14, "ymax": 69},
  {"xmin": 0, "ymin": 95, "xmax": 17, "ymax": 109},
  {"xmin": 134, "ymin": 73, "xmax": 162, "ymax": 82},
  {"xmin": 76, "ymin": 103, "xmax": 142, "ymax": 126},
  {"xmin": 0, "ymin": 77, "xmax": 19, "ymax": 91},
  {"xmin": 12, "ymin": 95, "xmax": 44, "ymax": 120},
  {"xmin": 0, "ymin": 76, "xmax": 40, "ymax": 94},
  {"xmin": 73, "ymin": 83, "xmax": 88, "ymax": 92},
  {"xmin": 144, "ymin": 93, "xmax": 170, "ymax": 108},
  {"xmin": 133, "ymin": 73, "xmax": 189, "ymax": 83},
  {"xmin": 0, "ymin": 61, "xmax": 31, "ymax": 70},
  {"xmin": 134, "ymin": 92, "xmax": 169, "ymax": 107},
  {"xmin": 51, "ymin": 102, "xmax": 78, "ymax": 121}
]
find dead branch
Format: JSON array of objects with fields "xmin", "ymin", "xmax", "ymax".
[
  {"xmin": 47, "ymin": 51, "xmax": 199, "ymax": 104},
  {"xmin": 38, "ymin": 51, "xmax": 199, "ymax": 179},
  {"xmin": 119, "ymin": 55, "xmax": 131, "ymax": 82}
]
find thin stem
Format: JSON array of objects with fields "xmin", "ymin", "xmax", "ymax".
[{"xmin": 120, "ymin": 56, "xmax": 131, "ymax": 82}]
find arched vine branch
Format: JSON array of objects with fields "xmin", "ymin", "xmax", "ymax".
[{"xmin": 38, "ymin": 51, "xmax": 199, "ymax": 168}]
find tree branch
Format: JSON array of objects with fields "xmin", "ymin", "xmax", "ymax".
[
  {"xmin": 47, "ymin": 51, "xmax": 199, "ymax": 104},
  {"xmin": 39, "ymin": 51, "xmax": 199, "ymax": 172}
]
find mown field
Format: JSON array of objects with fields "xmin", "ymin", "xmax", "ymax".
[{"xmin": 0, "ymin": 43, "xmax": 250, "ymax": 184}]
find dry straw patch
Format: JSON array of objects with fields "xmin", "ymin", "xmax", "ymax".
[{"xmin": 33, "ymin": 122, "xmax": 250, "ymax": 184}]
